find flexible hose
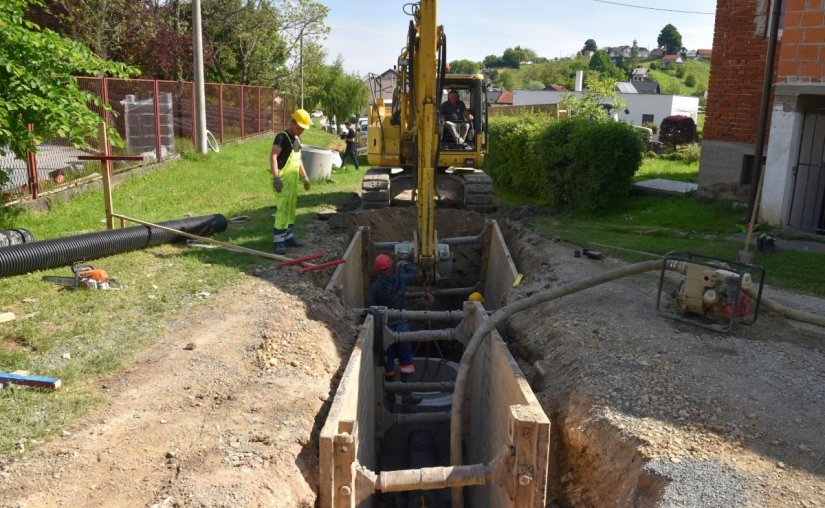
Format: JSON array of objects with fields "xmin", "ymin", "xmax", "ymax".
[
  {"xmin": 745, "ymin": 287, "xmax": 825, "ymax": 327},
  {"xmin": 0, "ymin": 214, "xmax": 227, "ymax": 278}
]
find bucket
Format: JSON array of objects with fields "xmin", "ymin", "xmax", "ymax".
[
  {"xmin": 0, "ymin": 229, "xmax": 34, "ymax": 248},
  {"xmin": 301, "ymin": 145, "xmax": 335, "ymax": 181}
]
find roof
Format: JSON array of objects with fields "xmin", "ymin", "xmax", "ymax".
[
  {"xmin": 617, "ymin": 82, "xmax": 637, "ymax": 93},
  {"xmin": 662, "ymin": 55, "xmax": 681, "ymax": 62},
  {"xmin": 487, "ymin": 90, "xmax": 502, "ymax": 104},
  {"xmin": 632, "ymin": 81, "xmax": 660, "ymax": 94},
  {"xmin": 697, "ymin": 49, "xmax": 712, "ymax": 56},
  {"xmin": 496, "ymin": 90, "xmax": 513, "ymax": 105},
  {"xmin": 632, "ymin": 68, "xmax": 648, "ymax": 75},
  {"xmin": 543, "ymin": 84, "xmax": 567, "ymax": 92}
]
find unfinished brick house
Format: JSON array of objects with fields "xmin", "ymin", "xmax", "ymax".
[{"xmin": 699, "ymin": 0, "xmax": 825, "ymax": 234}]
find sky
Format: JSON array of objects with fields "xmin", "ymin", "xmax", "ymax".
[{"xmin": 322, "ymin": 0, "xmax": 718, "ymax": 76}]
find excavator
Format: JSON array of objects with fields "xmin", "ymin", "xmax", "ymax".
[{"xmin": 361, "ymin": 0, "xmax": 494, "ymax": 284}]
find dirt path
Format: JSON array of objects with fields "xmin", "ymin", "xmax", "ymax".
[{"xmin": 0, "ymin": 207, "xmax": 823, "ymax": 507}]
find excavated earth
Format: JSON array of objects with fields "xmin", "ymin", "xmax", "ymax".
[{"xmin": 0, "ymin": 203, "xmax": 824, "ymax": 507}]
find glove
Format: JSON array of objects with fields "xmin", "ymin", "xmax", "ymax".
[
  {"xmin": 272, "ymin": 176, "xmax": 283, "ymax": 193},
  {"xmin": 302, "ymin": 178, "xmax": 311, "ymax": 191}
]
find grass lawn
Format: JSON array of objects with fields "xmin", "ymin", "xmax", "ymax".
[{"xmin": 0, "ymin": 126, "xmax": 364, "ymax": 453}]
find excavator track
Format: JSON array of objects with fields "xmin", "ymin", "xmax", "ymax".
[
  {"xmin": 461, "ymin": 171, "xmax": 493, "ymax": 212},
  {"xmin": 361, "ymin": 170, "xmax": 391, "ymax": 209}
]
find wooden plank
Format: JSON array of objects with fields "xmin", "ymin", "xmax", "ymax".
[
  {"xmin": 510, "ymin": 405, "xmax": 551, "ymax": 507},
  {"xmin": 0, "ymin": 372, "xmax": 61, "ymax": 390},
  {"xmin": 333, "ymin": 430, "xmax": 356, "ymax": 508},
  {"xmin": 483, "ymin": 221, "xmax": 519, "ymax": 310}
]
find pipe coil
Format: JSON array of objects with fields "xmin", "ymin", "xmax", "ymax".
[{"xmin": 0, "ymin": 215, "xmax": 227, "ymax": 278}]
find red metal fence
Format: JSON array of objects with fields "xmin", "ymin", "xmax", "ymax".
[{"xmin": 1, "ymin": 77, "xmax": 295, "ymax": 201}]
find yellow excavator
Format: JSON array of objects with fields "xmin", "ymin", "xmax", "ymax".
[{"xmin": 362, "ymin": 0, "xmax": 493, "ymax": 283}]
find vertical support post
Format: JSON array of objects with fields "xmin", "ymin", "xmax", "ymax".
[
  {"xmin": 283, "ymin": 93, "xmax": 288, "ymax": 129},
  {"xmin": 219, "ymin": 84, "xmax": 224, "ymax": 143},
  {"xmin": 240, "ymin": 85, "xmax": 245, "ymax": 138},
  {"xmin": 333, "ymin": 424, "xmax": 357, "ymax": 508},
  {"xmin": 271, "ymin": 90, "xmax": 275, "ymax": 131},
  {"xmin": 153, "ymin": 80, "xmax": 163, "ymax": 162},
  {"xmin": 190, "ymin": 81, "xmax": 197, "ymax": 150},
  {"xmin": 25, "ymin": 124, "xmax": 39, "ymax": 199},
  {"xmin": 98, "ymin": 122, "xmax": 114, "ymax": 230},
  {"xmin": 509, "ymin": 405, "xmax": 551, "ymax": 507},
  {"xmin": 257, "ymin": 87, "xmax": 262, "ymax": 133}
]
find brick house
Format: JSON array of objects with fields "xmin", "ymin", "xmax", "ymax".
[{"xmin": 699, "ymin": 0, "xmax": 825, "ymax": 234}]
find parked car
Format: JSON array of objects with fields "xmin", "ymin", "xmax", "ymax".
[{"xmin": 311, "ymin": 110, "xmax": 323, "ymax": 118}]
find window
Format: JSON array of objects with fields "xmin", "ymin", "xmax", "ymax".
[{"xmin": 642, "ymin": 114, "xmax": 654, "ymax": 124}]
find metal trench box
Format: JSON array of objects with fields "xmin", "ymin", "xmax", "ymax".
[{"xmin": 322, "ymin": 220, "xmax": 550, "ymax": 507}]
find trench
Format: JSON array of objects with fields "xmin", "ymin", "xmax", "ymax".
[{"xmin": 324, "ymin": 207, "xmax": 669, "ymax": 507}]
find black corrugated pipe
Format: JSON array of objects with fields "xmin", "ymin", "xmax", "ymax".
[{"xmin": 0, "ymin": 214, "xmax": 227, "ymax": 278}]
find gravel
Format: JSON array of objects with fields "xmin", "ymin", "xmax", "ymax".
[{"xmin": 646, "ymin": 458, "xmax": 751, "ymax": 508}]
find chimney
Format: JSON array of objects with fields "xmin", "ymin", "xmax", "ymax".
[{"xmin": 575, "ymin": 70, "xmax": 584, "ymax": 92}]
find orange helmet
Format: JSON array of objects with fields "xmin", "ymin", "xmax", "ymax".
[{"xmin": 374, "ymin": 254, "xmax": 393, "ymax": 272}]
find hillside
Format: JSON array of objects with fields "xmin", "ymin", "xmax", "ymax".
[{"xmin": 647, "ymin": 59, "xmax": 710, "ymax": 96}]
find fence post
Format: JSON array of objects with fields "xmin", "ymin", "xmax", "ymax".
[
  {"xmin": 240, "ymin": 85, "xmax": 245, "ymax": 138},
  {"xmin": 283, "ymin": 94, "xmax": 288, "ymax": 130},
  {"xmin": 271, "ymin": 90, "xmax": 275, "ymax": 131},
  {"xmin": 98, "ymin": 122, "xmax": 115, "ymax": 230},
  {"xmin": 191, "ymin": 81, "xmax": 197, "ymax": 149},
  {"xmin": 153, "ymin": 80, "xmax": 163, "ymax": 162},
  {"xmin": 257, "ymin": 87, "xmax": 262, "ymax": 133},
  {"xmin": 219, "ymin": 84, "xmax": 224, "ymax": 143},
  {"xmin": 25, "ymin": 124, "xmax": 39, "ymax": 199}
]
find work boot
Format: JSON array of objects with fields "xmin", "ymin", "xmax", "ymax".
[
  {"xmin": 286, "ymin": 239, "xmax": 304, "ymax": 248},
  {"xmin": 275, "ymin": 245, "xmax": 287, "ymax": 256}
]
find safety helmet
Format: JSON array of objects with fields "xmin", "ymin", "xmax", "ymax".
[
  {"xmin": 468, "ymin": 292, "xmax": 485, "ymax": 303},
  {"xmin": 292, "ymin": 109, "xmax": 311, "ymax": 129},
  {"xmin": 374, "ymin": 254, "xmax": 393, "ymax": 272}
]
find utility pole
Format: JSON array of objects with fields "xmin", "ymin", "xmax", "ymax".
[{"xmin": 192, "ymin": 0, "xmax": 207, "ymax": 154}]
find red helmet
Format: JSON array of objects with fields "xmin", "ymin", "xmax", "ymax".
[{"xmin": 374, "ymin": 254, "xmax": 393, "ymax": 272}]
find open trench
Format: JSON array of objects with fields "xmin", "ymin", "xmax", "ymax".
[{"xmin": 325, "ymin": 206, "xmax": 669, "ymax": 506}]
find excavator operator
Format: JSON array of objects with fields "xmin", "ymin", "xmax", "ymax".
[{"xmin": 439, "ymin": 89, "xmax": 474, "ymax": 148}]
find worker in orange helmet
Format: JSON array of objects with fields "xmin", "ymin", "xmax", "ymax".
[
  {"xmin": 367, "ymin": 253, "xmax": 421, "ymax": 405},
  {"xmin": 270, "ymin": 109, "xmax": 312, "ymax": 255}
]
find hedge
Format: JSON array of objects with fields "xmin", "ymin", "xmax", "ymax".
[{"xmin": 484, "ymin": 115, "xmax": 644, "ymax": 214}]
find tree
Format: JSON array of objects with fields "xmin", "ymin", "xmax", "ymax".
[
  {"xmin": 309, "ymin": 57, "xmax": 367, "ymax": 130},
  {"xmin": 449, "ymin": 59, "xmax": 481, "ymax": 74},
  {"xmin": 561, "ymin": 75, "xmax": 626, "ymax": 122},
  {"xmin": 0, "ymin": 0, "xmax": 134, "ymax": 176},
  {"xmin": 582, "ymin": 39, "xmax": 597, "ymax": 53},
  {"xmin": 524, "ymin": 80, "xmax": 545, "ymax": 91},
  {"xmin": 588, "ymin": 50, "xmax": 613, "ymax": 73},
  {"xmin": 657, "ymin": 24, "xmax": 682, "ymax": 55},
  {"xmin": 483, "ymin": 54, "xmax": 503, "ymax": 68},
  {"xmin": 273, "ymin": 0, "xmax": 330, "ymax": 94},
  {"xmin": 494, "ymin": 70, "xmax": 514, "ymax": 90}
]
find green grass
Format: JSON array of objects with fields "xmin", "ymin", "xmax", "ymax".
[
  {"xmin": 647, "ymin": 60, "xmax": 710, "ymax": 96},
  {"xmin": 0, "ymin": 125, "xmax": 363, "ymax": 454},
  {"xmin": 635, "ymin": 158, "xmax": 699, "ymax": 183}
]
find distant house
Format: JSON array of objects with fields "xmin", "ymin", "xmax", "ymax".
[
  {"xmin": 684, "ymin": 49, "xmax": 698, "ymax": 59},
  {"xmin": 486, "ymin": 90, "xmax": 503, "ymax": 105},
  {"xmin": 607, "ymin": 45, "xmax": 649, "ymax": 63},
  {"xmin": 495, "ymin": 90, "xmax": 513, "ymax": 106},
  {"xmin": 649, "ymin": 48, "xmax": 666, "ymax": 58},
  {"xmin": 696, "ymin": 49, "xmax": 712, "ymax": 60},
  {"xmin": 661, "ymin": 54, "xmax": 683, "ymax": 64},
  {"xmin": 632, "ymin": 81, "xmax": 661, "ymax": 94},
  {"xmin": 631, "ymin": 68, "xmax": 649, "ymax": 82},
  {"xmin": 367, "ymin": 68, "xmax": 397, "ymax": 105},
  {"xmin": 700, "ymin": 0, "xmax": 824, "ymax": 233},
  {"xmin": 513, "ymin": 89, "xmax": 697, "ymax": 127}
]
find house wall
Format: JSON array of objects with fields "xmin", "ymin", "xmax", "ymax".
[
  {"xmin": 761, "ymin": 0, "xmax": 825, "ymax": 228},
  {"xmin": 698, "ymin": 0, "xmax": 777, "ymax": 202}
]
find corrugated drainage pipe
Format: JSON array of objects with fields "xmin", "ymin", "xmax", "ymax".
[
  {"xmin": 0, "ymin": 229, "xmax": 35, "ymax": 247},
  {"xmin": 0, "ymin": 215, "xmax": 227, "ymax": 278}
]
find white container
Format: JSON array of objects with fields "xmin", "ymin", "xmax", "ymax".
[{"xmin": 301, "ymin": 145, "xmax": 335, "ymax": 181}]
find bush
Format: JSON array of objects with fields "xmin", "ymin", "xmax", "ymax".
[
  {"xmin": 642, "ymin": 121, "xmax": 659, "ymax": 134},
  {"xmin": 679, "ymin": 143, "xmax": 701, "ymax": 164},
  {"xmin": 486, "ymin": 115, "xmax": 643, "ymax": 214},
  {"xmin": 675, "ymin": 67, "xmax": 685, "ymax": 78},
  {"xmin": 684, "ymin": 74, "xmax": 696, "ymax": 87},
  {"xmin": 649, "ymin": 61, "xmax": 659, "ymax": 70},
  {"xmin": 659, "ymin": 115, "xmax": 697, "ymax": 146}
]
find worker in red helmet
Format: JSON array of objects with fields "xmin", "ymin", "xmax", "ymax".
[{"xmin": 367, "ymin": 253, "xmax": 421, "ymax": 405}]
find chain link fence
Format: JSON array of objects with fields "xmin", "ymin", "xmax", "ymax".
[{"xmin": 1, "ymin": 77, "xmax": 294, "ymax": 202}]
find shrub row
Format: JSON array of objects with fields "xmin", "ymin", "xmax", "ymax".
[{"xmin": 484, "ymin": 116, "xmax": 644, "ymax": 214}]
